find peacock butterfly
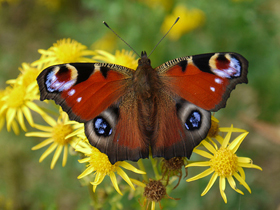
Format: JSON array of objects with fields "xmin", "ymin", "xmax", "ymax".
[{"xmin": 37, "ymin": 51, "xmax": 248, "ymax": 164}]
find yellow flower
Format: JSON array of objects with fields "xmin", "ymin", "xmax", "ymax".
[
  {"xmin": 6, "ymin": 63, "xmax": 40, "ymax": 90},
  {"xmin": 26, "ymin": 111, "xmax": 82, "ymax": 169},
  {"xmin": 91, "ymin": 33, "xmax": 117, "ymax": 52},
  {"xmin": 93, "ymin": 49, "xmax": 138, "ymax": 69},
  {"xmin": 76, "ymin": 141, "xmax": 146, "ymax": 195},
  {"xmin": 161, "ymin": 5, "xmax": 205, "ymax": 40},
  {"xmin": 0, "ymin": 82, "xmax": 44, "ymax": 132},
  {"xmin": 186, "ymin": 125, "xmax": 262, "ymax": 203},
  {"xmin": 32, "ymin": 38, "xmax": 96, "ymax": 69}
]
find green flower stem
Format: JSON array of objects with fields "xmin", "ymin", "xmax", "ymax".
[
  {"xmin": 137, "ymin": 159, "xmax": 148, "ymax": 182},
  {"xmin": 150, "ymin": 157, "xmax": 161, "ymax": 180}
]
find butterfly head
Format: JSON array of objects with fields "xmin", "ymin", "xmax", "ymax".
[{"xmin": 138, "ymin": 51, "xmax": 151, "ymax": 67}]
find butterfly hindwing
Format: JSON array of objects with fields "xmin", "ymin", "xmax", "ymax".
[
  {"xmin": 84, "ymin": 99, "xmax": 149, "ymax": 163},
  {"xmin": 156, "ymin": 52, "xmax": 248, "ymax": 111},
  {"xmin": 37, "ymin": 63, "xmax": 133, "ymax": 122},
  {"xmin": 151, "ymin": 95, "xmax": 211, "ymax": 160}
]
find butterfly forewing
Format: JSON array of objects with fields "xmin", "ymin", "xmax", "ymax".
[
  {"xmin": 156, "ymin": 52, "xmax": 248, "ymax": 111},
  {"xmin": 37, "ymin": 63, "xmax": 133, "ymax": 122}
]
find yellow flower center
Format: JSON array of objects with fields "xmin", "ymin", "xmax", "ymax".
[
  {"xmin": 6, "ymin": 86, "xmax": 26, "ymax": 108},
  {"xmin": 211, "ymin": 148, "xmax": 238, "ymax": 177},
  {"xmin": 89, "ymin": 147, "xmax": 119, "ymax": 174},
  {"xmin": 54, "ymin": 39, "xmax": 85, "ymax": 63},
  {"xmin": 52, "ymin": 123, "xmax": 73, "ymax": 145}
]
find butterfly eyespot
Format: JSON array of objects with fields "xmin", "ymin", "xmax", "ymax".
[
  {"xmin": 93, "ymin": 117, "xmax": 113, "ymax": 137},
  {"xmin": 185, "ymin": 110, "xmax": 202, "ymax": 130}
]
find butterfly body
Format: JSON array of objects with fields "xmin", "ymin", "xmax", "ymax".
[{"xmin": 37, "ymin": 51, "xmax": 248, "ymax": 164}]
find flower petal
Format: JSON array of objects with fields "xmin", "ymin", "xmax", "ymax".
[
  {"xmin": 221, "ymin": 125, "xmax": 233, "ymax": 148},
  {"xmin": 193, "ymin": 149, "xmax": 213, "ymax": 159},
  {"xmin": 237, "ymin": 157, "xmax": 252, "ymax": 163},
  {"xmin": 233, "ymin": 172, "xmax": 251, "ymax": 193},
  {"xmin": 119, "ymin": 161, "xmax": 146, "ymax": 174},
  {"xmin": 75, "ymin": 145, "xmax": 92, "ymax": 155},
  {"xmin": 66, "ymin": 127, "xmax": 83, "ymax": 139},
  {"xmin": 11, "ymin": 121, "xmax": 20, "ymax": 135},
  {"xmin": 91, "ymin": 173, "xmax": 106, "ymax": 192},
  {"xmin": 219, "ymin": 176, "xmax": 227, "ymax": 203},
  {"xmin": 228, "ymin": 132, "xmax": 249, "ymax": 153},
  {"xmin": 201, "ymin": 172, "xmax": 218, "ymax": 196},
  {"xmin": 206, "ymin": 137, "xmax": 218, "ymax": 150},
  {"xmin": 6, "ymin": 107, "xmax": 16, "ymax": 131},
  {"xmin": 62, "ymin": 144, "xmax": 68, "ymax": 167},
  {"xmin": 238, "ymin": 162, "xmax": 262, "ymax": 171},
  {"xmin": 22, "ymin": 105, "xmax": 34, "ymax": 127},
  {"xmin": 186, "ymin": 168, "xmax": 214, "ymax": 182},
  {"xmin": 91, "ymin": 172, "xmax": 105, "ymax": 186},
  {"xmin": 78, "ymin": 157, "xmax": 91, "ymax": 163},
  {"xmin": 26, "ymin": 131, "xmax": 53, "ymax": 138},
  {"xmin": 185, "ymin": 161, "xmax": 211, "ymax": 168},
  {"xmin": 95, "ymin": 50, "xmax": 115, "ymax": 61},
  {"xmin": 32, "ymin": 124, "xmax": 53, "ymax": 132},
  {"xmin": 227, "ymin": 176, "xmax": 244, "ymax": 195},
  {"xmin": 117, "ymin": 167, "xmax": 135, "ymax": 190},
  {"xmin": 51, "ymin": 144, "xmax": 63, "ymax": 169},
  {"xmin": 0, "ymin": 104, "xmax": 8, "ymax": 114},
  {"xmin": 0, "ymin": 117, "xmax": 4, "ymax": 131},
  {"xmin": 211, "ymin": 115, "xmax": 219, "ymax": 122},
  {"xmin": 17, "ymin": 108, "xmax": 27, "ymax": 131},
  {"xmin": 238, "ymin": 167, "xmax": 246, "ymax": 180},
  {"xmin": 130, "ymin": 178, "xmax": 146, "ymax": 188},
  {"xmin": 39, "ymin": 142, "xmax": 57, "ymax": 162},
  {"xmin": 31, "ymin": 138, "xmax": 54, "ymax": 150},
  {"xmin": 219, "ymin": 127, "xmax": 247, "ymax": 133},
  {"xmin": 78, "ymin": 165, "xmax": 95, "ymax": 179},
  {"xmin": 109, "ymin": 172, "xmax": 122, "ymax": 195},
  {"xmin": 201, "ymin": 140, "xmax": 217, "ymax": 154},
  {"xmin": 215, "ymin": 135, "xmax": 224, "ymax": 145},
  {"xmin": 92, "ymin": 184, "xmax": 97, "ymax": 193}
]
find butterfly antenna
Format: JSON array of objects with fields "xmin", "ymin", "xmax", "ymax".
[
  {"xmin": 103, "ymin": 21, "xmax": 141, "ymax": 57},
  {"xmin": 148, "ymin": 16, "xmax": 180, "ymax": 57}
]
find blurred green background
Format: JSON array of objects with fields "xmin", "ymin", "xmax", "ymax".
[{"xmin": 0, "ymin": 0, "xmax": 279, "ymax": 209}]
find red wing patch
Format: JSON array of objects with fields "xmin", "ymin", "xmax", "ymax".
[
  {"xmin": 61, "ymin": 70, "xmax": 127, "ymax": 121},
  {"xmin": 37, "ymin": 63, "xmax": 132, "ymax": 122},
  {"xmin": 161, "ymin": 63, "xmax": 229, "ymax": 111},
  {"xmin": 157, "ymin": 53, "xmax": 248, "ymax": 111}
]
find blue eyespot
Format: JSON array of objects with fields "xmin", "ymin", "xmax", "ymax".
[
  {"xmin": 185, "ymin": 111, "xmax": 202, "ymax": 130},
  {"xmin": 94, "ymin": 117, "xmax": 112, "ymax": 137}
]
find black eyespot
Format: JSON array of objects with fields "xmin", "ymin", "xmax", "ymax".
[
  {"xmin": 185, "ymin": 110, "xmax": 202, "ymax": 130},
  {"xmin": 93, "ymin": 117, "xmax": 112, "ymax": 137}
]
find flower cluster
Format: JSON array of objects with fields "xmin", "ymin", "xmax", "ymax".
[{"xmin": 0, "ymin": 29, "xmax": 261, "ymax": 209}]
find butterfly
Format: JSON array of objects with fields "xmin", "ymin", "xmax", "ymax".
[{"xmin": 37, "ymin": 51, "xmax": 248, "ymax": 164}]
